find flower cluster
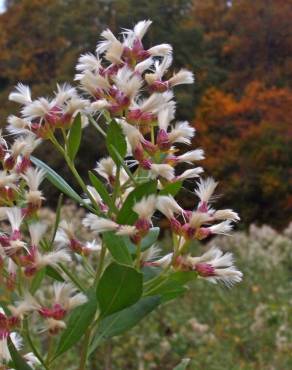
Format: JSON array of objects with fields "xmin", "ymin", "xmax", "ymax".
[{"xmin": 1, "ymin": 20, "xmax": 242, "ymax": 369}]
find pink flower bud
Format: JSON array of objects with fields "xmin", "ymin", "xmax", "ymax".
[
  {"xmin": 156, "ymin": 129, "xmax": 170, "ymax": 150},
  {"xmin": 135, "ymin": 218, "xmax": 151, "ymax": 236},
  {"xmin": 140, "ymin": 159, "xmax": 152, "ymax": 170},
  {"xmin": 170, "ymin": 218, "xmax": 182, "ymax": 234},
  {"xmin": 195, "ymin": 263, "xmax": 215, "ymax": 277},
  {"xmin": 181, "ymin": 224, "xmax": 196, "ymax": 239},
  {"xmin": 149, "ymin": 80, "xmax": 169, "ymax": 93},
  {"xmin": 4, "ymin": 155, "xmax": 16, "ymax": 170},
  {"xmin": 195, "ymin": 227, "xmax": 211, "ymax": 240}
]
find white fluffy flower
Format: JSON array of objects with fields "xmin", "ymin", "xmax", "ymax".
[{"xmin": 9, "ymin": 83, "xmax": 32, "ymax": 105}]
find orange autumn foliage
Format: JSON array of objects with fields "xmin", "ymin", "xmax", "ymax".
[{"xmin": 195, "ymin": 82, "xmax": 292, "ymax": 228}]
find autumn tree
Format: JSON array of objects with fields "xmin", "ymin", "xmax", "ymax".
[{"xmin": 195, "ymin": 82, "xmax": 292, "ymax": 228}]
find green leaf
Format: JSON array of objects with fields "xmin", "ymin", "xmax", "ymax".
[
  {"xmin": 88, "ymin": 171, "xmax": 118, "ymax": 214},
  {"xmin": 160, "ymin": 181, "xmax": 183, "ymax": 196},
  {"xmin": 30, "ymin": 268, "xmax": 46, "ymax": 294},
  {"xmin": 67, "ymin": 113, "xmax": 82, "ymax": 160},
  {"xmin": 117, "ymin": 180, "xmax": 157, "ymax": 225},
  {"xmin": 46, "ymin": 266, "xmax": 64, "ymax": 282},
  {"xmin": 103, "ymin": 231, "xmax": 133, "ymax": 265},
  {"xmin": 150, "ymin": 279, "xmax": 188, "ymax": 302},
  {"xmin": 125, "ymin": 227, "xmax": 160, "ymax": 254},
  {"xmin": 50, "ymin": 193, "xmax": 63, "ymax": 247},
  {"xmin": 145, "ymin": 272, "xmax": 197, "ymax": 302},
  {"xmin": 173, "ymin": 358, "xmax": 191, "ymax": 370},
  {"xmin": 97, "ymin": 262, "xmax": 143, "ymax": 317},
  {"xmin": 106, "ymin": 120, "xmax": 127, "ymax": 164},
  {"xmin": 89, "ymin": 296, "xmax": 160, "ymax": 353},
  {"xmin": 31, "ymin": 157, "xmax": 83, "ymax": 205},
  {"xmin": 8, "ymin": 336, "xmax": 33, "ymax": 370},
  {"xmin": 54, "ymin": 291, "xmax": 97, "ymax": 358},
  {"xmin": 170, "ymin": 271, "xmax": 197, "ymax": 285}
]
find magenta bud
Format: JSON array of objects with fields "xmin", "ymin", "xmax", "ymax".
[
  {"xmin": 135, "ymin": 218, "xmax": 151, "ymax": 236},
  {"xmin": 4, "ymin": 155, "xmax": 16, "ymax": 170},
  {"xmin": 142, "ymin": 140, "xmax": 157, "ymax": 155},
  {"xmin": 52, "ymin": 304, "xmax": 67, "ymax": 320},
  {"xmin": 133, "ymin": 145, "xmax": 145, "ymax": 162},
  {"xmin": 195, "ymin": 227, "xmax": 211, "ymax": 240},
  {"xmin": 198, "ymin": 201, "xmax": 209, "ymax": 213},
  {"xmin": 149, "ymin": 80, "xmax": 169, "ymax": 93},
  {"xmin": 195, "ymin": 263, "xmax": 215, "ymax": 277},
  {"xmin": 170, "ymin": 218, "xmax": 182, "ymax": 234},
  {"xmin": 181, "ymin": 224, "xmax": 196, "ymax": 239},
  {"xmin": 140, "ymin": 159, "xmax": 152, "ymax": 170},
  {"xmin": 127, "ymin": 109, "xmax": 142, "ymax": 123},
  {"xmin": 156, "ymin": 129, "xmax": 170, "ymax": 150}
]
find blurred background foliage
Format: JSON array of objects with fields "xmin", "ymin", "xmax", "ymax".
[{"xmin": 0, "ymin": 0, "xmax": 291, "ymax": 228}]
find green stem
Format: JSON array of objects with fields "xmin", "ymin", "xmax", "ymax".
[
  {"xmin": 112, "ymin": 166, "xmax": 120, "ymax": 202},
  {"xmin": 24, "ymin": 319, "xmax": 49, "ymax": 370},
  {"xmin": 45, "ymin": 336, "xmax": 54, "ymax": 366},
  {"xmin": 94, "ymin": 243, "xmax": 106, "ymax": 285},
  {"xmin": 150, "ymin": 124, "xmax": 155, "ymax": 144},
  {"xmin": 59, "ymin": 263, "xmax": 86, "ymax": 292},
  {"xmin": 49, "ymin": 133, "xmax": 101, "ymax": 213},
  {"xmin": 88, "ymin": 115, "xmax": 106, "ymax": 137},
  {"xmin": 78, "ymin": 328, "xmax": 92, "ymax": 370},
  {"xmin": 110, "ymin": 145, "xmax": 138, "ymax": 185},
  {"xmin": 135, "ymin": 242, "xmax": 141, "ymax": 269}
]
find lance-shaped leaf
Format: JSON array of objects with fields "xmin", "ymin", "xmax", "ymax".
[
  {"xmin": 67, "ymin": 113, "xmax": 82, "ymax": 161},
  {"xmin": 106, "ymin": 120, "xmax": 127, "ymax": 164},
  {"xmin": 8, "ymin": 337, "xmax": 33, "ymax": 370},
  {"xmin": 89, "ymin": 296, "xmax": 161, "ymax": 353},
  {"xmin": 45, "ymin": 266, "xmax": 64, "ymax": 282},
  {"xmin": 89, "ymin": 171, "xmax": 118, "ymax": 214},
  {"xmin": 97, "ymin": 262, "xmax": 143, "ymax": 317},
  {"xmin": 173, "ymin": 359, "xmax": 191, "ymax": 370},
  {"xmin": 102, "ymin": 231, "xmax": 133, "ymax": 265},
  {"xmin": 54, "ymin": 291, "xmax": 97, "ymax": 358},
  {"xmin": 31, "ymin": 157, "xmax": 83, "ymax": 205},
  {"xmin": 159, "ymin": 180, "xmax": 183, "ymax": 196},
  {"xmin": 144, "ymin": 271, "xmax": 197, "ymax": 302},
  {"xmin": 117, "ymin": 180, "xmax": 157, "ymax": 225}
]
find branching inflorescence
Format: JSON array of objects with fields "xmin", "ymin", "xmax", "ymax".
[{"xmin": 0, "ymin": 20, "xmax": 242, "ymax": 369}]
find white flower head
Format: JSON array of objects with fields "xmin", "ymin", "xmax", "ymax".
[
  {"xmin": 189, "ymin": 247, "xmax": 243, "ymax": 287},
  {"xmin": 9, "ymin": 83, "xmax": 32, "ymax": 105},
  {"xmin": 212, "ymin": 209, "xmax": 240, "ymax": 222},
  {"xmin": 83, "ymin": 214, "xmax": 118, "ymax": 233},
  {"xmin": 133, "ymin": 195, "xmax": 157, "ymax": 221},
  {"xmin": 189, "ymin": 211, "xmax": 211, "ymax": 229},
  {"xmin": 21, "ymin": 97, "xmax": 53, "ymax": 121},
  {"xmin": 29, "ymin": 222, "xmax": 47, "ymax": 246},
  {"xmin": 35, "ymin": 249, "xmax": 71, "ymax": 269},
  {"xmin": 95, "ymin": 157, "xmax": 116, "ymax": 182},
  {"xmin": 157, "ymin": 195, "xmax": 183, "ymax": 219},
  {"xmin": 147, "ymin": 44, "xmax": 173, "ymax": 57},
  {"xmin": 119, "ymin": 120, "xmax": 143, "ymax": 150},
  {"xmin": 195, "ymin": 177, "xmax": 218, "ymax": 204},
  {"xmin": 53, "ymin": 283, "xmax": 87, "ymax": 310},
  {"xmin": 209, "ymin": 220, "xmax": 234, "ymax": 235},
  {"xmin": 177, "ymin": 149, "xmax": 205, "ymax": 163},
  {"xmin": 0, "ymin": 171, "xmax": 18, "ymax": 188},
  {"xmin": 168, "ymin": 69, "xmax": 194, "ymax": 87},
  {"xmin": 7, "ymin": 115, "xmax": 31, "ymax": 135},
  {"xmin": 168, "ymin": 121, "xmax": 195, "ymax": 145},
  {"xmin": 76, "ymin": 53, "xmax": 102, "ymax": 73},
  {"xmin": 150, "ymin": 164, "xmax": 175, "ymax": 181},
  {"xmin": 6, "ymin": 207, "xmax": 23, "ymax": 231},
  {"xmin": 177, "ymin": 167, "xmax": 204, "ymax": 181}
]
